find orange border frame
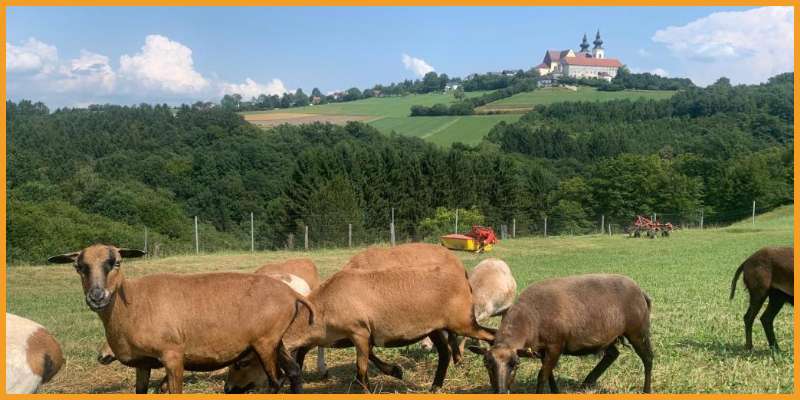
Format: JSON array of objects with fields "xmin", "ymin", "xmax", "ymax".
[{"xmin": 1, "ymin": 3, "xmax": 798, "ymax": 399}]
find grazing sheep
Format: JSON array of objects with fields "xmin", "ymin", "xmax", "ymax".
[
  {"xmin": 730, "ymin": 246, "xmax": 794, "ymax": 350},
  {"xmin": 282, "ymin": 263, "xmax": 496, "ymax": 392},
  {"xmin": 6, "ymin": 313, "xmax": 64, "ymax": 394},
  {"xmin": 224, "ymin": 244, "xmax": 466, "ymax": 393},
  {"xmin": 421, "ymin": 258, "xmax": 517, "ymax": 354},
  {"xmin": 48, "ymin": 244, "xmax": 313, "ymax": 394},
  {"xmin": 469, "ymin": 274, "xmax": 652, "ymax": 394}
]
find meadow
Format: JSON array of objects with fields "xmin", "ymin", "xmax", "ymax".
[
  {"xmin": 478, "ymin": 86, "xmax": 677, "ymax": 111},
  {"xmin": 7, "ymin": 206, "xmax": 793, "ymax": 394},
  {"xmin": 241, "ymin": 87, "xmax": 677, "ymax": 146}
]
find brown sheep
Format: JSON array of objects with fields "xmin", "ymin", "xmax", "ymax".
[
  {"xmin": 48, "ymin": 244, "xmax": 313, "ymax": 394},
  {"xmin": 224, "ymin": 244, "xmax": 470, "ymax": 393},
  {"xmin": 6, "ymin": 313, "xmax": 65, "ymax": 393},
  {"xmin": 729, "ymin": 246, "xmax": 794, "ymax": 350},
  {"xmin": 282, "ymin": 263, "xmax": 496, "ymax": 392},
  {"xmin": 469, "ymin": 274, "xmax": 652, "ymax": 394}
]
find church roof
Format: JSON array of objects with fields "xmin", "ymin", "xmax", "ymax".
[
  {"xmin": 535, "ymin": 62, "xmax": 549, "ymax": 69},
  {"xmin": 562, "ymin": 57, "xmax": 622, "ymax": 68}
]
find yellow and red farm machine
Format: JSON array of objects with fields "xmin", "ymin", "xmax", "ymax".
[{"xmin": 629, "ymin": 215, "xmax": 674, "ymax": 238}]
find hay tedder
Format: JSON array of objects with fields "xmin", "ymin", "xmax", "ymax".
[
  {"xmin": 628, "ymin": 215, "xmax": 674, "ymax": 238},
  {"xmin": 440, "ymin": 225, "xmax": 498, "ymax": 253}
]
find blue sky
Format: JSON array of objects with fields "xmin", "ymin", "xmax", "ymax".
[{"xmin": 7, "ymin": 6, "xmax": 794, "ymax": 108}]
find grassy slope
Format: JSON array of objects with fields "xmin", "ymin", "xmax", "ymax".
[
  {"xmin": 370, "ymin": 114, "xmax": 520, "ymax": 146},
  {"xmin": 8, "ymin": 205, "xmax": 793, "ymax": 394},
  {"xmin": 481, "ymin": 87, "xmax": 676, "ymax": 110},
  {"xmin": 241, "ymin": 91, "xmax": 488, "ymax": 118}
]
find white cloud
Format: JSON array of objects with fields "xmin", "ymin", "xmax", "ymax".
[
  {"xmin": 652, "ymin": 6, "xmax": 793, "ymax": 85},
  {"xmin": 651, "ymin": 68, "xmax": 669, "ymax": 77},
  {"xmin": 119, "ymin": 34, "xmax": 209, "ymax": 93},
  {"xmin": 55, "ymin": 50, "xmax": 116, "ymax": 92},
  {"xmin": 7, "ymin": 38, "xmax": 58, "ymax": 74},
  {"xmin": 220, "ymin": 78, "xmax": 287, "ymax": 98},
  {"xmin": 402, "ymin": 53, "xmax": 435, "ymax": 77}
]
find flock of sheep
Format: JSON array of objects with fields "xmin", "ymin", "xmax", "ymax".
[{"xmin": 6, "ymin": 242, "xmax": 794, "ymax": 394}]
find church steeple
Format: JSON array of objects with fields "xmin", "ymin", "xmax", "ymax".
[
  {"xmin": 593, "ymin": 30, "xmax": 604, "ymax": 49},
  {"xmin": 579, "ymin": 33, "xmax": 590, "ymax": 53},
  {"xmin": 592, "ymin": 30, "xmax": 605, "ymax": 59}
]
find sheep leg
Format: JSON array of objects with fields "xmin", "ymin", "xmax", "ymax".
[
  {"xmin": 760, "ymin": 290, "xmax": 787, "ymax": 351},
  {"xmin": 743, "ymin": 293, "xmax": 767, "ymax": 350},
  {"xmin": 449, "ymin": 333, "xmax": 464, "ymax": 365},
  {"xmin": 627, "ymin": 333, "xmax": 654, "ymax": 393},
  {"xmin": 581, "ymin": 345, "xmax": 619, "ymax": 388},
  {"xmin": 429, "ymin": 330, "xmax": 451, "ymax": 392},
  {"xmin": 535, "ymin": 348, "xmax": 561, "ymax": 394},
  {"xmin": 161, "ymin": 350, "xmax": 185, "ymax": 394},
  {"xmin": 316, "ymin": 347, "xmax": 328, "ymax": 378},
  {"xmin": 277, "ymin": 342, "xmax": 303, "ymax": 393},
  {"xmin": 134, "ymin": 367, "xmax": 150, "ymax": 394},
  {"xmin": 368, "ymin": 351, "xmax": 403, "ymax": 380},
  {"xmin": 252, "ymin": 339, "xmax": 283, "ymax": 394},
  {"xmin": 351, "ymin": 333, "xmax": 372, "ymax": 393}
]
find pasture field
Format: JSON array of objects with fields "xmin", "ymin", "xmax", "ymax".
[
  {"xmin": 369, "ymin": 114, "xmax": 520, "ymax": 146},
  {"xmin": 7, "ymin": 205, "xmax": 793, "ymax": 394},
  {"xmin": 478, "ymin": 87, "xmax": 677, "ymax": 112}
]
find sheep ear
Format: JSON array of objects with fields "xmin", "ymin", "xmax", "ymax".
[
  {"xmin": 118, "ymin": 249, "xmax": 146, "ymax": 259},
  {"xmin": 467, "ymin": 345, "xmax": 487, "ymax": 355},
  {"xmin": 517, "ymin": 348, "xmax": 539, "ymax": 358},
  {"xmin": 47, "ymin": 252, "xmax": 79, "ymax": 264}
]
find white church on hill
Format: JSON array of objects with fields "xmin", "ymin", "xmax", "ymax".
[{"xmin": 536, "ymin": 31, "xmax": 623, "ymax": 81}]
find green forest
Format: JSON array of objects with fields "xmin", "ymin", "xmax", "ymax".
[{"xmin": 6, "ymin": 73, "xmax": 793, "ymax": 263}]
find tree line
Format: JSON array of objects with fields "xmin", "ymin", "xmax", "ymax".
[{"xmin": 7, "ymin": 73, "xmax": 792, "ymax": 263}]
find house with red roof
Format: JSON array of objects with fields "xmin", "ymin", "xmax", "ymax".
[{"xmin": 536, "ymin": 31, "xmax": 623, "ymax": 82}]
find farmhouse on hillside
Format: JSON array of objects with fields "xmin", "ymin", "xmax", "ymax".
[{"xmin": 536, "ymin": 31, "xmax": 623, "ymax": 81}]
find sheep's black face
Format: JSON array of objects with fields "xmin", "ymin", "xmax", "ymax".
[
  {"xmin": 225, "ymin": 354, "xmax": 264, "ymax": 394},
  {"xmin": 74, "ymin": 245, "xmax": 120, "ymax": 311},
  {"xmin": 486, "ymin": 346, "xmax": 519, "ymax": 393},
  {"xmin": 48, "ymin": 244, "xmax": 145, "ymax": 312}
]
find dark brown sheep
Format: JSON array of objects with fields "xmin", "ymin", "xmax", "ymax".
[
  {"xmin": 729, "ymin": 246, "xmax": 794, "ymax": 350},
  {"xmin": 469, "ymin": 273, "xmax": 652, "ymax": 394},
  {"xmin": 48, "ymin": 244, "xmax": 313, "ymax": 394}
]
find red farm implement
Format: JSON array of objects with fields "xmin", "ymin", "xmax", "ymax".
[
  {"xmin": 440, "ymin": 225, "xmax": 498, "ymax": 253},
  {"xmin": 629, "ymin": 215, "xmax": 674, "ymax": 238}
]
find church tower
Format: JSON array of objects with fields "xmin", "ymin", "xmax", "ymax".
[
  {"xmin": 592, "ymin": 30, "xmax": 605, "ymax": 59},
  {"xmin": 579, "ymin": 33, "xmax": 590, "ymax": 54}
]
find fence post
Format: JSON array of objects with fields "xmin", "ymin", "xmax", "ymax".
[
  {"xmin": 250, "ymin": 212, "xmax": 254, "ymax": 253},
  {"xmin": 501, "ymin": 224, "xmax": 508, "ymax": 240},
  {"xmin": 543, "ymin": 216, "xmax": 548, "ymax": 238},
  {"xmin": 601, "ymin": 215, "xmax": 605, "ymax": 234},
  {"xmin": 304, "ymin": 225, "xmax": 309, "ymax": 250},
  {"xmin": 454, "ymin": 209, "xmax": 459, "ymax": 234},
  {"xmin": 348, "ymin": 224, "xmax": 352, "ymax": 248},
  {"xmin": 512, "ymin": 218, "xmax": 516, "ymax": 238},
  {"xmin": 700, "ymin": 209, "xmax": 704, "ymax": 230},
  {"xmin": 752, "ymin": 201, "xmax": 756, "ymax": 225},
  {"xmin": 608, "ymin": 223, "xmax": 612, "ymax": 236},
  {"xmin": 144, "ymin": 227, "xmax": 148, "ymax": 256},
  {"xmin": 390, "ymin": 207, "xmax": 396, "ymax": 246},
  {"xmin": 194, "ymin": 216, "xmax": 199, "ymax": 254}
]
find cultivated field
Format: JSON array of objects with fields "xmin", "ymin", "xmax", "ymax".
[
  {"xmin": 8, "ymin": 206, "xmax": 793, "ymax": 394},
  {"xmin": 478, "ymin": 87, "xmax": 677, "ymax": 112},
  {"xmin": 245, "ymin": 112, "xmax": 375, "ymax": 128}
]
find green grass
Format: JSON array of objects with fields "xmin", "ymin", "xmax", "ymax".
[
  {"xmin": 9, "ymin": 205, "xmax": 793, "ymax": 394},
  {"xmin": 481, "ymin": 87, "xmax": 677, "ymax": 110},
  {"xmin": 369, "ymin": 114, "xmax": 520, "ymax": 146},
  {"xmin": 241, "ymin": 91, "xmax": 488, "ymax": 118}
]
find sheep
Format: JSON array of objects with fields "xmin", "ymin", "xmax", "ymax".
[
  {"xmin": 468, "ymin": 274, "xmax": 653, "ymax": 394},
  {"xmin": 729, "ymin": 246, "xmax": 794, "ymax": 350},
  {"xmin": 47, "ymin": 244, "xmax": 314, "ymax": 394},
  {"xmin": 282, "ymin": 263, "xmax": 496, "ymax": 393},
  {"xmin": 420, "ymin": 258, "xmax": 517, "ymax": 355},
  {"xmin": 224, "ymin": 244, "xmax": 473, "ymax": 393},
  {"xmin": 6, "ymin": 313, "xmax": 65, "ymax": 394}
]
